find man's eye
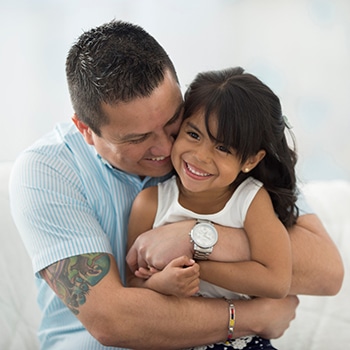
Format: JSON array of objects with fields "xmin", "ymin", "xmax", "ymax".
[{"xmin": 129, "ymin": 136, "xmax": 148, "ymax": 144}]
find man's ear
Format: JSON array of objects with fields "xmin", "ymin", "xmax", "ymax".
[
  {"xmin": 72, "ymin": 114, "xmax": 94, "ymax": 145},
  {"xmin": 241, "ymin": 150, "xmax": 266, "ymax": 173}
]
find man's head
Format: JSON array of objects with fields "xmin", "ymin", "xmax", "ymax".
[
  {"xmin": 67, "ymin": 20, "xmax": 183, "ymax": 177},
  {"xmin": 66, "ymin": 20, "xmax": 178, "ymax": 135}
]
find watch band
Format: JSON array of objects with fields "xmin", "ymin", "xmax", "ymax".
[{"xmin": 193, "ymin": 247, "xmax": 213, "ymax": 260}]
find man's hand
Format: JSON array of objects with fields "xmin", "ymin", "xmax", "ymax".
[
  {"xmin": 259, "ymin": 295, "xmax": 299, "ymax": 339},
  {"xmin": 234, "ymin": 295, "xmax": 299, "ymax": 340},
  {"xmin": 126, "ymin": 220, "xmax": 195, "ymax": 272}
]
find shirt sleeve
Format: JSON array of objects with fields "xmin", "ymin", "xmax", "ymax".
[{"xmin": 9, "ymin": 150, "xmax": 112, "ymax": 276}]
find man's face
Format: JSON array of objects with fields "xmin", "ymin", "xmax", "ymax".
[{"xmin": 76, "ymin": 70, "xmax": 183, "ymax": 178}]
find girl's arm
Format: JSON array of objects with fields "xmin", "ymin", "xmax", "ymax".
[
  {"xmin": 126, "ymin": 187, "xmax": 200, "ymax": 297},
  {"xmin": 126, "ymin": 186, "xmax": 158, "ymax": 288},
  {"xmin": 199, "ymin": 187, "xmax": 292, "ymax": 298}
]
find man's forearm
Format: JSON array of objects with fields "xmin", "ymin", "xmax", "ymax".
[
  {"xmin": 85, "ymin": 287, "xmax": 229, "ymax": 349},
  {"xmin": 126, "ymin": 221, "xmax": 250, "ymax": 272},
  {"xmin": 75, "ymin": 254, "xmax": 299, "ymax": 348},
  {"xmin": 209, "ymin": 224, "xmax": 251, "ymax": 262},
  {"xmin": 86, "ymin": 287, "xmax": 299, "ymax": 349},
  {"xmin": 50, "ymin": 254, "xmax": 225, "ymax": 349}
]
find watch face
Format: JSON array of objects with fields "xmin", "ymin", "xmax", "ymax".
[{"xmin": 192, "ymin": 222, "xmax": 218, "ymax": 248}]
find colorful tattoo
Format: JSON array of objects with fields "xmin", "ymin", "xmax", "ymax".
[{"xmin": 41, "ymin": 253, "xmax": 110, "ymax": 315}]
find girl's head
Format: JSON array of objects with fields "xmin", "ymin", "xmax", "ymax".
[{"xmin": 177, "ymin": 66, "xmax": 298, "ymax": 226}]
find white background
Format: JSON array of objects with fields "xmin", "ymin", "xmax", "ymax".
[{"xmin": 1, "ymin": 0, "xmax": 349, "ymax": 182}]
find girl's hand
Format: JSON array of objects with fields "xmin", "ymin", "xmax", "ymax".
[{"xmin": 145, "ymin": 256, "xmax": 200, "ymax": 297}]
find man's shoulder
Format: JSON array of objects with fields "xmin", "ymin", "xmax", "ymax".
[
  {"xmin": 29, "ymin": 122, "xmax": 84, "ymax": 156},
  {"xmin": 10, "ymin": 122, "xmax": 96, "ymax": 192},
  {"xmin": 14, "ymin": 122, "xmax": 91, "ymax": 170}
]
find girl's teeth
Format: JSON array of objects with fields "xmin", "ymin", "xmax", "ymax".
[{"xmin": 187, "ymin": 163, "xmax": 210, "ymax": 177}]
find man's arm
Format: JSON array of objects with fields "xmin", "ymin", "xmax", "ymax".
[
  {"xmin": 126, "ymin": 219, "xmax": 251, "ymax": 272},
  {"xmin": 126, "ymin": 214, "xmax": 343, "ymax": 296},
  {"xmin": 41, "ymin": 252, "xmax": 299, "ymax": 349},
  {"xmin": 40, "ymin": 253, "xmax": 226, "ymax": 349},
  {"xmin": 287, "ymin": 214, "xmax": 344, "ymax": 295}
]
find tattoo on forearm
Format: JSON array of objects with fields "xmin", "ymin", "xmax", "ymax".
[{"xmin": 41, "ymin": 253, "xmax": 110, "ymax": 315}]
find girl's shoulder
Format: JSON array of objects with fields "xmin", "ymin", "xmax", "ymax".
[
  {"xmin": 131, "ymin": 186, "xmax": 159, "ymax": 224},
  {"xmin": 136, "ymin": 185, "xmax": 158, "ymax": 204}
]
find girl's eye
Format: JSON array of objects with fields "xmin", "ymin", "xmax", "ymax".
[
  {"xmin": 187, "ymin": 131, "xmax": 200, "ymax": 140},
  {"xmin": 217, "ymin": 145, "xmax": 231, "ymax": 154}
]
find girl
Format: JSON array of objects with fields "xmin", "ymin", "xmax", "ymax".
[{"xmin": 126, "ymin": 67, "xmax": 298, "ymax": 349}]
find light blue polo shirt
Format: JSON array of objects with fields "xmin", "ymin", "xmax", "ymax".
[{"xmin": 9, "ymin": 121, "xmax": 170, "ymax": 350}]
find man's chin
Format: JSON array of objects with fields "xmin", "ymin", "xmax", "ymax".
[
  {"xmin": 140, "ymin": 158, "xmax": 173, "ymax": 177},
  {"xmin": 147, "ymin": 168, "xmax": 173, "ymax": 178},
  {"xmin": 141, "ymin": 164, "xmax": 174, "ymax": 178}
]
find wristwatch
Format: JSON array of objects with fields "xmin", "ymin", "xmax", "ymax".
[{"xmin": 190, "ymin": 219, "xmax": 218, "ymax": 260}]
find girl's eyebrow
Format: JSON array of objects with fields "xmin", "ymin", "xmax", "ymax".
[{"xmin": 186, "ymin": 121, "xmax": 203, "ymax": 136}]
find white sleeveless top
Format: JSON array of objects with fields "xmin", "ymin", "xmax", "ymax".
[{"xmin": 153, "ymin": 175, "xmax": 263, "ymax": 300}]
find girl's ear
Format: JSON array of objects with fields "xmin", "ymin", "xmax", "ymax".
[
  {"xmin": 241, "ymin": 150, "xmax": 266, "ymax": 173},
  {"xmin": 72, "ymin": 114, "xmax": 94, "ymax": 145}
]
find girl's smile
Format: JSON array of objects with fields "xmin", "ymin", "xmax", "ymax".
[{"xmin": 183, "ymin": 161, "xmax": 212, "ymax": 179}]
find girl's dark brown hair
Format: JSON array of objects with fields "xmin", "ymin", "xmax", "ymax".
[{"xmin": 183, "ymin": 66, "xmax": 298, "ymax": 227}]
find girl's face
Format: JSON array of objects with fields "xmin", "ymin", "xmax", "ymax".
[{"xmin": 171, "ymin": 110, "xmax": 245, "ymax": 194}]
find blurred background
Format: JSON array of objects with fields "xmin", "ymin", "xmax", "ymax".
[{"xmin": 1, "ymin": 0, "xmax": 349, "ymax": 182}]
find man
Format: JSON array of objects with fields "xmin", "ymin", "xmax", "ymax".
[{"xmin": 10, "ymin": 20, "xmax": 343, "ymax": 350}]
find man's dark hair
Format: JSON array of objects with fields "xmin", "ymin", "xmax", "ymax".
[{"xmin": 66, "ymin": 20, "xmax": 178, "ymax": 135}]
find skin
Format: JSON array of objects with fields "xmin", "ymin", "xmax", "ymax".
[{"xmin": 40, "ymin": 69, "xmax": 343, "ymax": 348}]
